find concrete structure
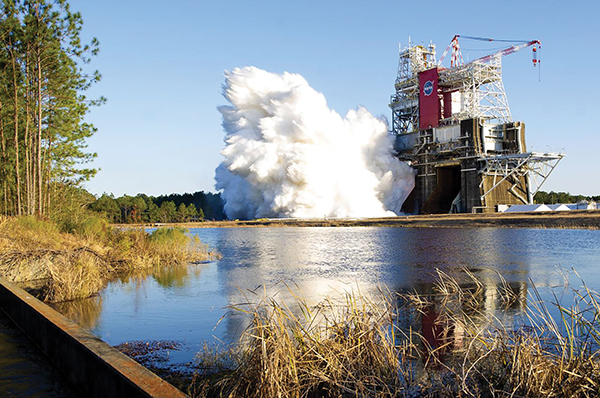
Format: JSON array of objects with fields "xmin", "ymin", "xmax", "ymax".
[
  {"xmin": 391, "ymin": 37, "xmax": 564, "ymax": 214},
  {"xmin": 0, "ymin": 277, "xmax": 188, "ymax": 398}
]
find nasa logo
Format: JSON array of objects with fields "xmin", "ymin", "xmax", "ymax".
[{"xmin": 423, "ymin": 81, "xmax": 434, "ymax": 96}]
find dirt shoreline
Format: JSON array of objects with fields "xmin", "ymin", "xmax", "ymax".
[{"xmin": 127, "ymin": 210, "xmax": 600, "ymax": 230}]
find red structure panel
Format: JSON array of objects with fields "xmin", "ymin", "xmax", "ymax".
[
  {"xmin": 419, "ymin": 68, "xmax": 440, "ymax": 129},
  {"xmin": 443, "ymin": 91, "xmax": 453, "ymax": 119}
]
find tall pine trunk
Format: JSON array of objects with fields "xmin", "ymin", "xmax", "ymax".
[
  {"xmin": 37, "ymin": 53, "xmax": 43, "ymax": 216},
  {"xmin": 11, "ymin": 52, "xmax": 22, "ymax": 216},
  {"xmin": 0, "ymin": 101, "xmax": 8, "ymax": 215},
  {"xmin": 24, "ymin": 66, "xmax": 32, "ymax": 215}
]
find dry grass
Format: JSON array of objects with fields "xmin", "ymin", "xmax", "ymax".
[
  {"xmin": 193, "ymin": 289, "xmax": 415, "ymax": 398},
  {"xmin": 0, "ymin": 216, "xmax": 218, "ymax": 302},
  {"xmin": 189, "ymin": 271, "xmax": 600, "ymax": 398},
  {"xmin": 398, "ymin": 269, "xmax": 600, "ymax": 397},
  {"xmin": 115, "ymin": 227, "xmax": 214, "ymax": 271}
]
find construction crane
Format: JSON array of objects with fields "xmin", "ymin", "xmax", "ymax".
[{"xmin": 438, "ymin": 35, "xmax": 541, "ymax": 68}]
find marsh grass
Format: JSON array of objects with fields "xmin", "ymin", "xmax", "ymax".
[
  {"xmin": 189, "ymin": 270, "xmax": 600, "ymax": 398},
  {"xmin": 0, "ymin": 216, "xmax": 218, "ymax": 302},
  {"xmin": 190, "ymin": 287, "xmax": 418, "ymax": 397}
]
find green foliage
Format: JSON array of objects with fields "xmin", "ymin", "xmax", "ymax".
[
  {"xmin": 76, "ymin": 216, "xmax": 109, "ymax": 241},
  {"xmin": 145, "ymin": 201, "xmax": 160, "ymax": 223},
  {"xmin": 534, "ymin": 190, "xmax": 600, "ymax": 204},
  {"xmin": 159, "ymin": 200, "xmax": 177, "ymax": 223},
  {"xmin": 88, "ymin": 194, "xmax": 120, "ymax": 223},
  {"xmin": 177, "ymin": 203, "xmax": 187, "ymax": 222},
  {"xmin": 87, "ymin": 190, "xmax": 223, "ymax": 224},
  {"xmin": 155, "ymin": 191, "xmax": 224, "ymax": 220},
  {"xmin": 47, "ymin": 183, "xmax": 96, "ymax": 232},
  {"xmin": 187, "ymin": 203, "xmax": 200, "ymax": 220},
  {"xmin": 16, "ymin": 214, "xmax": 59, "ymax": 236},
  {"xmin": 149, "ymin": 227, "xmax": 190, "ymax": 247},
  {"xmin": 113, "ymin": 232, "xmax": 134, "ymax": 257}
]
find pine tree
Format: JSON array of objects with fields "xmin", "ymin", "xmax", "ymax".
[
  {"xmin": 186, "ymin": 203, "xmax": 199, "ymax": 221},
  {"xmin": 176, "ymin": 203, "xmax": 187, "ymax": 222},
  {"xmin": 0, "ymin": 0, "xmax": 103, "ymax": 216},
  {"xmin": 159, "ymin": 201, "xmax": 177, "ymax": 223}
]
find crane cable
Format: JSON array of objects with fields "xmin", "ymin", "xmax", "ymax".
[
  {"xmin": 439, "ymin": 35, "xmax": 542, "ymax": 81},
  {"xmin": 458, "ymin": 35, "xmax": 532, "ymax": 44}
]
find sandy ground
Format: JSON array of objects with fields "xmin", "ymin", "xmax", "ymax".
[{"xmin": 139, "ymin": 210, "xmax": 600, "ymax": 230}]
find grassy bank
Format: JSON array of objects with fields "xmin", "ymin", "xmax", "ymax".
[
  {"xmin": 0, "ymin": 216, "xmax": 218, "ymax": 302},
  {"xmin": 175, "ymin": 271, "xmax": 600, "ymax": 397}
]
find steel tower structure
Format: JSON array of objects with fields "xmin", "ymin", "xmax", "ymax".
[{"xmin": 390, "ymin": 36, "xmax": 563, "ymax": 214}]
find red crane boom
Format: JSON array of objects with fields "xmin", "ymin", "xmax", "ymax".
[{"xmin": 438, "ymin": 35, "xmax": 541, "ymax": 68}]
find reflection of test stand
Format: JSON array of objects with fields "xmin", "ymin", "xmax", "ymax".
[{"xmin": 420, "ymin": 305, "xmax": 454, "ymax": 365}]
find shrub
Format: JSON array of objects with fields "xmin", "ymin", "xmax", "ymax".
[
  {"xmin": 149, "ymin": 227, "xmax": 191, "ymax": 247},
  {"xmin": 76, "ymin": 217, "xmax": 110, "ymax": 241}
]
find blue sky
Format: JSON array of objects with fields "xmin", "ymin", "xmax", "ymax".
[{"xmin": 74, "ymin": 0, "xmax": 600, "ymax": 197}]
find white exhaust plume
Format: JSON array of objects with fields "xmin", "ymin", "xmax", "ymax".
[{"xmin": 215, "ymin": 67, "xmax": 415, "ymax": 220}]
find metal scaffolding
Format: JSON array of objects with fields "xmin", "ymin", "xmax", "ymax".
[
  {"xmin": 478, "ymin": 152, "xmax": 565, "ymax": 206},
  {"xmin": 390, "ymin": 41, "xmax": 521, "ymax": 135},
  {"xmin": 390, "ymin": 36, "xmax": 562, "ymax": 213},
  {"xmin": 389, "ymin": 42, "xmax": 436, "ymax": 134},
  {"xmin": 438, "ymin": 55, "xmax": 512, "ymax": 124}
]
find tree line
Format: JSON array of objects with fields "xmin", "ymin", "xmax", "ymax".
[
  {"xmin": 88, "ymin": 191, "xmax": 225, "ymax": 224},
  {"xmin": 0, "ymin": 0, "xmax": 102, "ymax": 217},
  {"xmin": 534, "ymin": 190, "xmax": 599, "ymax": 205}
]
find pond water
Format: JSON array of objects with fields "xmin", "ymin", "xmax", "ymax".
[{"xmin": 53, "ymin": 227, "xmax": 600, "ymax": 368}]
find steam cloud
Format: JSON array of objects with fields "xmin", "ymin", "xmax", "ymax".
[{"xmin": 215, "ymin": 67, "xmax": 415, "ymax": 220}]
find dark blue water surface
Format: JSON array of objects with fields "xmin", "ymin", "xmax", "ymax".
[{"xmin": 54, "ymin": 227, "xmax": 600, "ymax": 366}]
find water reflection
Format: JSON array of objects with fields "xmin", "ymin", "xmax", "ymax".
[
  {"xmin": 52, "ymin": 227, "xmax": 600, "ymax": 368},
  {"xmin": 203, "ymin": 227, "xmax": 593, "ymax": 345},
  {"xmin": 153, "ymin": 264, "xmax": 205, "ymax": 288},
  {"xmin": 51, "ymin": 295, "xmax": 103, "ymax": 331}
]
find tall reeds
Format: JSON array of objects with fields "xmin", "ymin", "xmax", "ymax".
[
  {"xmin": 196, "ymin": 290, "xmax": 414, "ymax": 398},
  {"xmin": 191, "ymin": 271, "xmax": 600, "ymax": 397}
]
